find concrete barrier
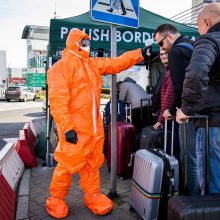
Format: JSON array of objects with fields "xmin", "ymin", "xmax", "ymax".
[
  {"xmin": 16, "ymin": 130, "xmax": 37, "ymax": 168},
  {"xmin": 30, "ymin": 116, "xmax": 46, "ymax": 138},
  {"xmin": 0, "ymin": 142, "xmax": 24, "ymax": 191}
]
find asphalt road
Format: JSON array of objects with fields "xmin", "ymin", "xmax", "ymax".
[{"xmin": 0, "ymin": 100, "xmax": 44, "ymax": 150}]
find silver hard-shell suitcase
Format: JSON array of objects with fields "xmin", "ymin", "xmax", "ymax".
[{"xmin": 131, "ymin": 120, "xmax": 179, "ymax": 220}]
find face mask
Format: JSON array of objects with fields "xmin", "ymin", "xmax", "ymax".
[{"xmin": 81, "ymin": 45, "xmax": 90, "ymax": 52}]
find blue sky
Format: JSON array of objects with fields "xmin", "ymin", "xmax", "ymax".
[{"xmin": 0, "ymin": 0, "xmax": 192, "ymax": 68}]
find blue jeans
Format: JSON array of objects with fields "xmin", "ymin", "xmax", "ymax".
[
  {"xmin": 179, "ymin": 121, "xmax": 199, "ymax": 195},
  {"xmin": 196, "ymin": 127, "xmax": 220, "ymax": 194}
]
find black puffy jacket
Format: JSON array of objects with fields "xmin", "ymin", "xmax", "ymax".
[
  {"xmin": 181, "ymin": 22, "xmax": 220, "ymax": 127},
  {"xmin": 168, "ymin": 36, "xmax": 194, "ymax": 115}
]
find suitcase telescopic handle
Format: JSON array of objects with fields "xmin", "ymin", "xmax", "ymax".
[
  {"xmin": 182, "ymin": 115, "xmax": 209, "ymax": 194},
  {"xmin": 125, "ymin": 101, "xmax": 132, "ymax": 123},
  {"xmin": 110, "ymin": 102, "xmax": 124, "ymax": 116},
  {"xmin": 140, "ymin": 98, "xmax": 151, "ymax": 122},
  {"xmin": 164, "ymin": 119, "xmax": 175, "ymax": 155}
]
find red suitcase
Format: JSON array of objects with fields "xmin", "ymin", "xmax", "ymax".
[{"xmin": 107, "ymin": 121, "xmax": 136, "ymax": 178}]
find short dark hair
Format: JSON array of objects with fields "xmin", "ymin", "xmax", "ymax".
[{"xmin": 153, "ymin": 24, "xmax": 179, "ymax": 38}]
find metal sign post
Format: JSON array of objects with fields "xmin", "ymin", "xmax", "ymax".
[
  {"xmin": 90, "ymin": 0, "xmax": 140, "ymax": 199},
  {"xmin": 109, "ymin": 24, "xmax": 118, "ymax": 198},
  {"xmin": 45, "ymin": 56, "xmax": 53, "ymax": 167}
]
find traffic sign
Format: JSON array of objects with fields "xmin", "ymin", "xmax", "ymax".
[
  {"xmin": 26, "ymin": 73, "xmax": 46, "ymax": 88},
  {"xmin": 91, "ymin": 0, "xmax": 139, "ymax": 28}
]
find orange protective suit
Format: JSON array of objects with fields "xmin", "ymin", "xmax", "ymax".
[{"xmin": 46, "ymin": 28, "xmax": 143, "ymax": 218}]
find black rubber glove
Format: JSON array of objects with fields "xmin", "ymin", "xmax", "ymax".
[
  {"xmin": 141, "ymin": 45, "xmax": 152, "ymax": 58},
  {"xmin": 65, "ymin": 129, "xmax": 78, "ymax": 144}
]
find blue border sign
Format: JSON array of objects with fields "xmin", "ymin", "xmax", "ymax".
[{"xmin": 91, "ymin": 0, "xmax": 139, "ymax": 28}]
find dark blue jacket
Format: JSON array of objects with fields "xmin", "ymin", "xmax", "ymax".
[{"xmin": 168, "ymin": 35, "xmax": 194, "ymax": 115}]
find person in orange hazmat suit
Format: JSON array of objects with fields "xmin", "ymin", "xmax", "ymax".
[{"xmin": 46, "ymin": 28, "xmax": 150, "ymax": 218}]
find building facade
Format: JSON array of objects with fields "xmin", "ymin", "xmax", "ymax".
[
  {"xmin": 22, "ymin": 25, "xmax": 49, "ymax": 90},
  {"xmin": 0, "ymin": 50, "xmax": 7, "ymax": 96},
  {"xmin": 7, "ymin": 67, "xmax": 27, "ymax": 86}
]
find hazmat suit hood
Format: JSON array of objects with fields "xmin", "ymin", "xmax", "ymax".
[
  {"xmin": 64, "ymin": 28, "xmax": 91, "ymax": 60},
  {"xmin": 124, "ymin": 77, "xmax": 136, "ymax": 83}
]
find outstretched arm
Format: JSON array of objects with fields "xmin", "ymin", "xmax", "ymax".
[{"xmin": 93, "ymin": 49, "xmax": 143, "ymax": 76}]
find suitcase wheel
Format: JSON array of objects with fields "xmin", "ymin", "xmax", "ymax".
[
  {"xmin": 129, "ymin": 205, "xmax": 134, "ymax": 212},
  {"xmin": 120, "ymin": 176, "xmax": 124, "ymax": 181}
]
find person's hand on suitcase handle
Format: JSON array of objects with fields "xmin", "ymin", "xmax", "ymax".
[
  {"xmin": 163, "ymin": 109, "xmax": 173, "ymax": 120},
  {"xmin": 176, "ymin": 107, "xmax": 191, "ymax": 124},
  {"xmin": 65, "ymin": 129, "xmax": 78, "ymax": 144},
  {"xmin": 153, "ymin": 122, "xmax": 163, "ymax": 130}
]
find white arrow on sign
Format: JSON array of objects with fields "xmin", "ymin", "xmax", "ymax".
[{"xmin": 93, "ymin": 0, "xmax": 138, "ymax": 19}]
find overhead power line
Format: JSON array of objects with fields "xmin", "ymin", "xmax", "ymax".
[{"xmin": 169, "ymin": 2, "xmax": 209, "ymax": 28}]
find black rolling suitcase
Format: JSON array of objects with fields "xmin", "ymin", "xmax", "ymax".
[
  {"xmin": 140, "ymin": 125, "xmax": 164, "ymax": 149},
  {"xmin": 168, "ymin": 195, "xmax": 220, "ymax": 220},
  {"xmin": 140, "ymin": 125, "xmax": 172, "ymax": 154},
  {"xmin": 139, "ymin": 98, "xmax": 171, "ymax": 151},
  {"xmin": 167, "ymin": 115, "xmax": 220, "ymax": 220}
]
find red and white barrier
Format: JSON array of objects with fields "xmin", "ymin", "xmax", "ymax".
[
  {"xmin": 30, "ymin": 116, "xmax": 46, "ymax": 138},
  {"xmin": 0, "ymin": 142, "xmax": 24, "ymax": 191},
  {"xmin": 0, "ymin": 117, "xmax": 46, "ymax": 220},
  {"xmin": 23, "ymin": 122, "xmax": 37, "ymax": 150},
  {"xmin": 0, "ymin": 170, "xmax": 16, "ymax": 220},
  {"xmin": 16, "ymin": 130, "xmax": 37, "ymax": 168}
]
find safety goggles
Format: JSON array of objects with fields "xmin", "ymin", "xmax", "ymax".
[
  {"xmin": 157, "ymin": 34, "xmax": 167, "ymax": 47},
  {"xmin": 81, "ymin": 38, "xmax": 90, "ymax": 47}
]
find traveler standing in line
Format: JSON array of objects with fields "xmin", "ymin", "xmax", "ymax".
[
  {"xmin": 154, "ymin": 24, "xmax": 199, "ymax": 195},
  {"xmin": 118, "ymin": 77, "xmax": 152, "ymax": 133},
  {"xmin": 46, "ymin": 28, "xmax": 150, "ymax": 218},
  {"xmin": 153, "ymin": 49, "xmax": 172, "ymax": 130},
  {"xmin": 153, "ymin": 48, "xmax": 180, "ymax": 160},
  {"xmin": 176, "ymin": 2, "xmax": 220, "ymax": 194}
]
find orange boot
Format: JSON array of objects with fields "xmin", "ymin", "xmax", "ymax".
[
  {"xmin": 84, "ymin": 193, "xmax": 113, "ymax": 215},
  {"xmin": 46, "ymin": 197, "xmax": 68, "ymax": 218},
  {"xmin": 79, "ymin": 167, "xmax": 113, "ymax": 215},
  {"xmin": 46, "ymin": 163, "xmax": 72, "ymax": 218}
]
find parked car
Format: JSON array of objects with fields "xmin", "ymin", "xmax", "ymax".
[{"xmin": 5, "ymin": 86, "xmax": 36, "ymax": 102}]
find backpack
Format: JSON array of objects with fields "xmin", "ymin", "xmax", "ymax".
[
  {"xmin": 175, "ymin": 43, "xmax": 193, "ymax": 51},
  {"xmin": 104, "ymin": 100, "xmax": 125, "ymax": 124}
]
